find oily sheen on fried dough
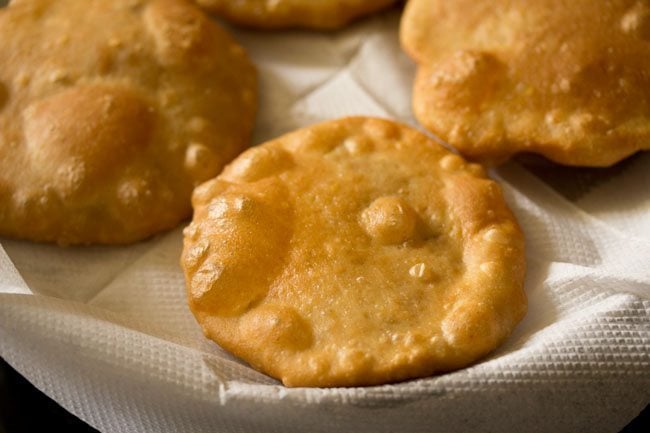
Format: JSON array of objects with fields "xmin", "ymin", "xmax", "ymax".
[
  {"xmin": 0, "ymin": 0, "xmax": 256, "ymax": 245},
  {"xmin": 401, "ymin": 0, "xmax": 650, "ymax": 166},
  {"xmin": 181, "ymin": 117, "xmax": 527, "ymax": 387},
  {"xmin": 195, "ymin": 0, "xmax": 397, "ymax": 29}
]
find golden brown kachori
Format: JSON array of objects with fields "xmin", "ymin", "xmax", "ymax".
[
  {"xmin": 195, "ymin": 0, "xmax": 397, "ymax": 30},
  {"xmin": 401, "ymin": 0, "xmax": 650, "ymax": 166},
  {"xmin": 0, "ymin": 0, "xmax": 256, "ymax": 245},
  {"xmin": 181, "ymin": 117, "xmax": 527, "ymax": 387}
]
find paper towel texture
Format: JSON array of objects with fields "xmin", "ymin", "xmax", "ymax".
[{"xmin": 1, "ymin": 7, "xmax": 649, "ymax": 433}]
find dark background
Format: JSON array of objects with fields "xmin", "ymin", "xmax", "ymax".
[{"xmin": 1, "ymin": 358, "xmax": 97, "ymax": 433}]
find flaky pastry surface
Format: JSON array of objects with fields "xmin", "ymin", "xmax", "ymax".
[
  {"xmin": 401, "ymin": 0, "xmax": 650, "ymax": 166},
  {"xmin": 195, "ymin": 0, "xmax": 397, "ymax": 29},
  {"xmin": 181, "ymin": 117, "xmax": 527, "ymax": 387},
  {"xmin": 0, "ymin": 0, "xmax": 256, "ymax": 244}
]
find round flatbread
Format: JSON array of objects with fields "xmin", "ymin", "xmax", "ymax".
[
  {"xmin": 181, "ymin": 117, "xmax": 527, "ymax": 387},
  {"xmin": 401, "ymin": 0, "xmax": 650, "ymax": 166},
  {"xmin": 195, "ymin": 0, "xmax": 397, "ymax": 29},
  {"xmin": 0, "ymin": 0, "xmax": 256, "ymax": 245}
]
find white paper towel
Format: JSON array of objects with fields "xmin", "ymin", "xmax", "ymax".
[{"xmin": 1, "ymin": 6, "xmax": 649, "ymax": 433}]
